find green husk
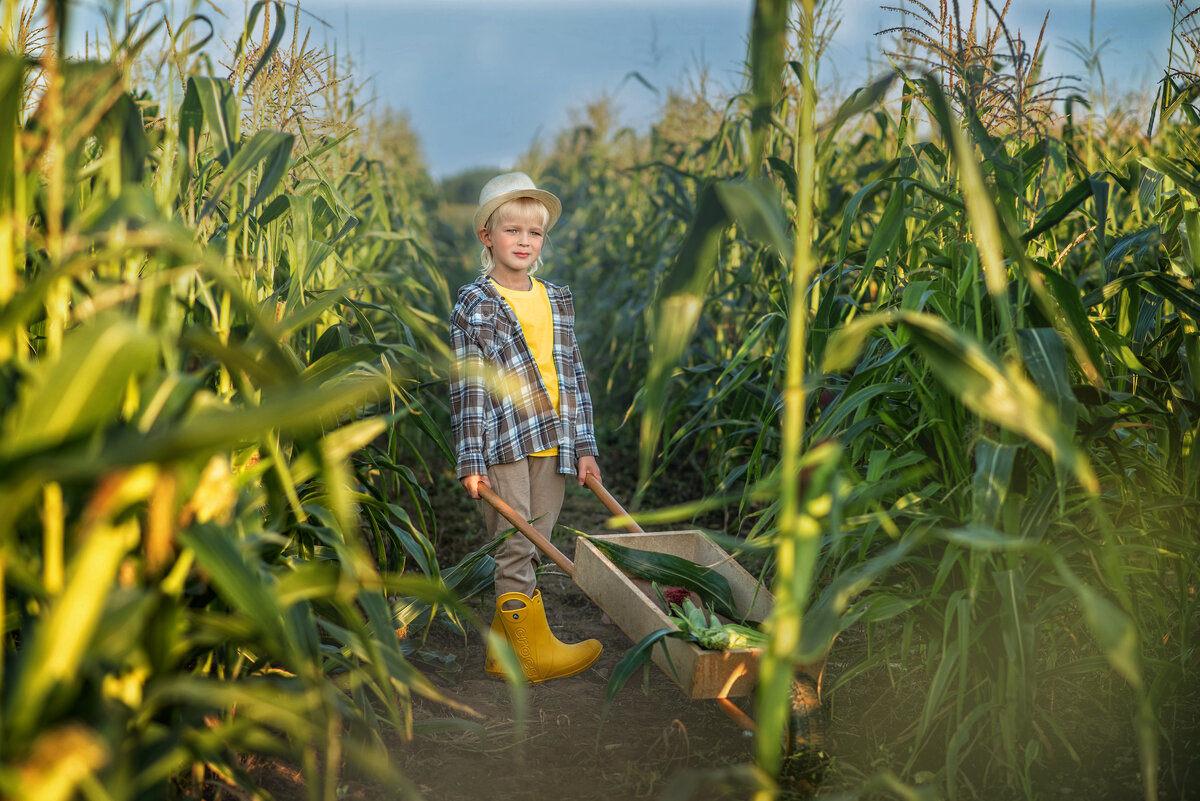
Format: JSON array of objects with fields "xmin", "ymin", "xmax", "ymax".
[
  {"xmin": 669, "ymin": 598, "xmax": 767, "ymax": 651},
  {"xmin": 603, "ymin": 597, "xmax": 767, "ymax": 709},
  {"xmin": 579, "ymin": 534, "xmax": 741, "ymax": 621}
]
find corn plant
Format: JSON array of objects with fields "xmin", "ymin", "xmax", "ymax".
[
  {"xmin": 542, "ymin": 1, "xmax": 1198, "ymax": 797},
  {"xmin": 0, "ymin": 2, "xmax": 481, "ymax": 799}
]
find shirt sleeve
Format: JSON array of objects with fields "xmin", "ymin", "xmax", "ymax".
[
  {"xmin": 449, "ymin": 302, "xmax": 489, "ymax": 479},
  {"xmin": 571, "ymin": 334, "xmax": 599, "ymax": 459}
]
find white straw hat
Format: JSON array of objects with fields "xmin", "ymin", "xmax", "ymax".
[{"xmin": 473, "ymin": 172, "xmax": 561, "ymax": 233}]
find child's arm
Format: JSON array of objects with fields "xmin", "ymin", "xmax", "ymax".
[
  {"xmin": 449, "ymin": 308, "xmax": 490, "ymax": 491},
  {"xmin": 571, "ymin": 336, "xmax": 601, "ymax": 484}
]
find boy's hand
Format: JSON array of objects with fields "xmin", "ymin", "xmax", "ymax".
[
  {"xmin": 576, "ymin": 455, "xmax": 601, "ymax": 486},
  {"xmin": 461, "ymin": 474, "xmax": 490, "ymax": 499}
]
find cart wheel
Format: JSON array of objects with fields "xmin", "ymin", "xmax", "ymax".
[{"xmin": 780, "ymin": 672, "xmax": 828, "ymax": 788}]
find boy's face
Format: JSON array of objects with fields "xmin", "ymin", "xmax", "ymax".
[{"xmin": 479, "ymin": 215, "xmax": 545, "ymax": 278}]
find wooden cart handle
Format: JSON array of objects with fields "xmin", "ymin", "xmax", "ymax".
[
  {"xmin": 584, "ymin": 474, "xmax": 645, "ymax": 533},
  {"xmin": 477, "ymin": 485, "xmax": 576, "ymax": 578}
]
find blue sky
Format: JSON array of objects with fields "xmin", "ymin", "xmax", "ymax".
[
  {"xmin": 64, "ymin": 0, "xmax": 1176, "ymax": 177},
  {"xmin": 301, "ymin": 0, "xmax": 1173, "ymax": 177},
  {"xmin": 300, "ymin": 0, "xmax": 755, "ymax": 176}
]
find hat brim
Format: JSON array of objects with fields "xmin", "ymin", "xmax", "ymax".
[{"xmin": 473, "ymin": 189, "xmax": 562, "ymax": 233}]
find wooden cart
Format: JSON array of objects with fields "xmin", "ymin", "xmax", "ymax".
[{"xmin": 479, "ymin": 476, "xmax": 826, "ymax": 764}]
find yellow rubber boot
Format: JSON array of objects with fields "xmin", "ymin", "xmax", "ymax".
[{"xmin": 484, "ymin": 590, "xmax": 602, "ymax": 682}]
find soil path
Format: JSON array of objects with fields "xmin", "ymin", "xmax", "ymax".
[
  {"xmin": 255, "ymin": 484, "xmax": 790, "ymax": 800},
  {"xmin": 386, "ymin": 482, "xmax": 770, "ymax": 801},
  {"xmin": 247, "ymin": 479, "xmax": 1168, "ymax": 800},
  {"xmin": 391, "ymin": 570, "xmax": 763, "ymax": 801}
]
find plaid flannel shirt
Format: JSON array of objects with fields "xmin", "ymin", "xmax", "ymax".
[{"xmin": 449, "ymin": 276, "xmax": 599, "ymax": 479}]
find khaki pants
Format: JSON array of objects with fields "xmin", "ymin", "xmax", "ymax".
[{"xmin": 478, "ymin": 456, "xmax": 566, "ymax": 598}]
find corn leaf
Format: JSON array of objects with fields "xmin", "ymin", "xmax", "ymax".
[
  {"xmin": 579, "ymin": 534, "xmax": 740, "ymax": 621},
  {"xmin": 603, "ymin": 627, "xmax": 684, "ymax": 708},
  {"xmin": 971, "ymin": 440, "xmax": 1019, "ymax": 526},
  {"xmin": 200, "ymin": 129, "xmax": 294, "ymax": 220},
  {"xmin": 188, "ymin": 76, "xmax": 237, "ymax": 166},
  {"xmin": 0, "ymin": 319, "xmax": 158, "ymax": 461}
]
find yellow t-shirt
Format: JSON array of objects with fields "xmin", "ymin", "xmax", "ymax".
[{"xmin": 491, "ymin": 278, "xmax": 560, "ymax": 456}]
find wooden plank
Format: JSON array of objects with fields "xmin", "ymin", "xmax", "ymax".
[{"xmin": 574, "ymin": 530, "xmax": 774, "ymax": 699}]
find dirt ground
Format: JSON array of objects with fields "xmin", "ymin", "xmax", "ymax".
[
  {"xmin": 246, "ymin": 481, "xmax": 1196, "ymax": 801},
  {"xmin": 254, "ymin": 565, "xmax": 817, "ymax": 801},
  {"xmin": 378, "ymin": 482, "xmax": 782, "ymax": 801},
  {"xmin": 249, "ymin": 483, "xmax": 799, "ymax": 800},
  {"xmin": 392, "ymin": 570, "xmax": 768, "ymax": 801}
]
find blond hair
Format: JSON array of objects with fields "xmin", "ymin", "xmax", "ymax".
[{"xmin": 479, "ymin": 197, "xmax": 552, "ymax": 275}]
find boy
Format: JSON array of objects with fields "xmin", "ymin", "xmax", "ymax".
[{"xmin": 449, "ymin": 172, "xmax": 602, "ymax": 683}]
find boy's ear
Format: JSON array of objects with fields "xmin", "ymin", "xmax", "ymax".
[{"xmin": 477, "ymin": 227, "xmax": 491, "ymax": 247}]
